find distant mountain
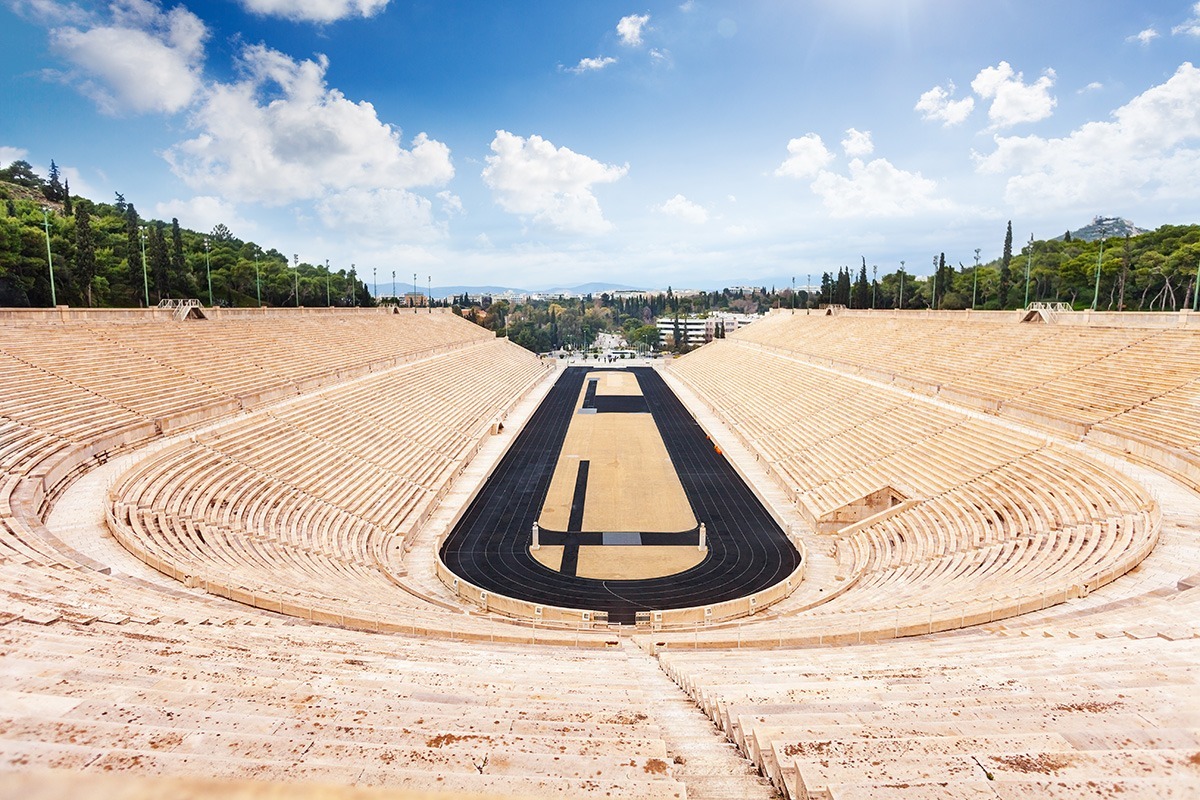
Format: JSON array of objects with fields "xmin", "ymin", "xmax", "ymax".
[{"xmin": 1055, "ymin": 216, "xmax": 1147, "ymax": 242}]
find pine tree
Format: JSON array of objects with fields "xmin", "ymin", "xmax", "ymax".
[
  {"xmin": 114, "ymin": 192, "xmax": 127, "ymax": 216},
  {"xmin": 1063, "ymin": 230, "xmax": 1072, "ymax": 243},
  {"xmin": 998, "ymin": 221, "xmax": 1013, "ymax": 308},
  {"xmin": 74, "ymin": 205, "xmax": 97, "ymax": 307},
  {"xmin": 45, "ymin": 160, "xmax": 64, "ymax": 202}
]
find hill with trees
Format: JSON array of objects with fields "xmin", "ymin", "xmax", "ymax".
[{"xmin": 0, "ymin": 160, "xmax": 370, "ymax": 308}]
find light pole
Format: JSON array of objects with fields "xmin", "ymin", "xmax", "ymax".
[
  {"xmin": 373, "ymin": 267, "xmax": 377, "ymax": 305},
  {"xmin": 325, "ymin": 260, "xmax": 331, "ymax": 307},
  {"xmin": 1091, "ymin": 229, "xmax": 1106, "ymax": 311},
  {"xmin": 427, "ymin": 275, "xmax": 431, "ymax": 312},
  {"xmin": 392, "ymin": 270, "xmax": 396, "ymax": 304},
  {"xmin": 791, "ymin": 276, "xmax": 795, "ymax": 312},
  {"xmin": 1024, "ymin": 234, "xmax": 1034, "ymax": 308},
  {"xmin": 254, "ymin": 248, "xmax": 261, "ymax": 307},
  {"xmin": 899, "ymin": 260, "xmax": 906, "ymax": 309},
  {"xmin": 1194, "ymin": 258, "xmax": 1200, "ymax": 312},
  {"xmin": 871, "ymin": 265, "xmax": 877, "ymax": 309},
  {"xmin": 141, "ymin": 227, "xmax": 150, "ymax": 308},
  {"xmin": 806, "ymin": 273, "xmax": 811, "ymax": 310},
  {"xmin": 41, "ymin": 206, "xmax": 57, "ymax": 307},
  {"xmin": 972, "ymin": 248, "xmax": 980, "ymax": 309},
  {"xmin": 413, "ymin": 272, "xmax": 417, "ymax": 312},
  {"xmin": 350, "ymin": 263, "xmax": 357, "ymax": 306},
  {"xmin": 932, "ymin": 255, "xmax": 939, "ymax": 310},
  {"xmin": 292, "ymin": 253, "xmax": 299, "ymax": 307},
  {"xmin": 204, "ymin": 238, "xmax": 212, "ymax": 307}
]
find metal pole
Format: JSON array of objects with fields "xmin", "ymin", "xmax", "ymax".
[
  {"xmin": 932, "ymin": 255, "xmax": 938, "ymax": 310},
  {"xmin": 899, "ymin": 260, "xmax": 905, "ymax": 309},
  {"xmin": 1091, "ymin": 232, "xmax": 1105, "ymax": 311},
  {"xmin": 204, "ymin": 238, "xmax": 212, "ymax": 307},
  {"xmin": 428, "ymin": 275, "xmax": 432, "ymax": 312},
  {"xmin": 374, "ymin": 267, "xmax": 377, "ymax": 305},
  {"xmin": 1194, "ymin": 258, "xmax": 1200, "ymax": 312},
  {"xmin": 41, "ymin": 207, "xmax": 57, "ymax": 306},
  {"xmin": 791, "ymin": 276, "xmax": 795, "ymax": 311},
  {"xmin": 973, "ymin": 248, "xmax": 980, "ymax": 309},
  {"xmin": 872, "ymin": 265, "xmax": 877, "ymax": 309},
  {"xmin": 254, "ymin": 250, "xmax": 261, "ymax": 307},
  {"xmin": 293, "ymin": 253, "xmax": 299, "ymax": 307},
  {"xmin": 392, "ymin": 270, "xmax": 396, "ymax": 304},
  {"xmin": 141, "ymin": 228, "xmax": 150, "ymax": 308},
  {"xmin": 806, "ymin": 274, "xmax": 811, "ymax": 310},
  {"xmin": 1024, "ymin": 233, "xmax": 1034, "ymax": 308},
  {"xmin": 326, "ymin": 260, "xmax": 331, "ymax": 307},
  {"xmin": 350, "ymin": 263, "xmax": 356, "ymax": 306}
]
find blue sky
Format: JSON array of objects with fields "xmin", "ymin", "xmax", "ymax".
[{"xmin": 2, "ymin": 1, "xmax": 1199, "ymax": 290}]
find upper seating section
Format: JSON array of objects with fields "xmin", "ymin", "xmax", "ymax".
[{"xmin": 729, "ymin": 312, "xmax": 1200, "ymax": 487}]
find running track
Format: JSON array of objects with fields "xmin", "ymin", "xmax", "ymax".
[{"xmin": 439, "ymin": 366, "xmax": 801, "ymax": 624}]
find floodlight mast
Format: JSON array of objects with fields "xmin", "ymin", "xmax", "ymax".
[{"xmin": 41, "ymin": 206, "xmax": 57, "ymax": 307}]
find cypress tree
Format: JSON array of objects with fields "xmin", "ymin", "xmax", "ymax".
[
  {"xmin": 125, "ymin": 203, "xmax": 142, "ymax": 302},
  {"xmin": 170, "ymin": 218, "xmax": 189, "ymax": 295},
  {"xmin": 998, "ymin": 221, "xmax": 1013, "ymax": 308},
  {"xmin": 149, "ymin": 223, "xmax": 171, "ymax": 301},
  {"xmin": 74, "ymin": 205, "xmax": 97, "ymax": 307},
  {"xmin": 62, "ymin": 179, "xmax": 72, "ymax": 215}
]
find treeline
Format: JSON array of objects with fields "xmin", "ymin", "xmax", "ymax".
[
  {"xmin": 0, "ymin": 160, "xmax": 370, "ymax": 308},
  {"xmin": 816, "ymin": 221, "xmax": 1200, "ymax": 312}
]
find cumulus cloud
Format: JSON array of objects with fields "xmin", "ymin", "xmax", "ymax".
[
  {"xmin": 565, "ymin": 56, "xmax": 617, "ymax": 74},
  {"xmin": 914, "ymin": 81, "xmax": 975, "ymax": 126},
  {"xmin": 7, "ymin": 0, "xmax": 91, "ymax": 24},
  {"xmin": 481, "ymin": 130, "xmax": 628, "ymax": 235},
  {"xmin": 0, "ymin": 145, "xmax": 29, "ymax": 165},
  {"xmin": 811, "ymin": 158, "xmax": 949, "ymax": 218},
  {"xmin": 236, "ymin": 0, "xmax": 389, "ymax": 23},
  {"xmin": 1079, "ymin": 81, "xmax": 1104, "ymax": 94},
  {"xmin": 1173, "ymin": 3, "xmax": 1200, "ymax": 36},
  {"xmin": 971, "ymin": 61, "xmax": 1057, "ymax": 128},
  {"xmin": 656, "ymin": 194, "xmax": 708, "ymax": 224},
  {"xmin": 617, "ymin": 13, "xmax": 650, "ymax": 46},
  {"xmin": 48, "ymin": 0, "xmax": 207, "ymax": 115},
  {"xmin": 774, "ymin": 133, "xmax": 835, "ymax": 179},
  {"xmin": 315, "ymin": 188, "xmax": 442, "ymax": 241},
  {"xmin": 154, "ymin": 195, "xmax": 254, "ymax": 235},
  {"xmin": 974, "ymin": 62, "xmax": 1200, "ymax": 213},
  {"xmin": 840, "ymin": 128, "xmax": 874, "ymax": 157},
  {"xmin": 1127, "ymin": 27, "xmax": 1159, "ymax": 45},
  {"xmin": 164, "ymin": 44, "xmax": 453, "ymax": 205}
]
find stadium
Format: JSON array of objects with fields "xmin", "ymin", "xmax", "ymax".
[{"xmin": 1, "ymin": 304, "xmax": 1197, "ymax": 799}]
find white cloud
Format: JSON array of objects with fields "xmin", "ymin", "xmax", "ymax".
[
  {"xmin": 6, "ymin": 0, "xmax": 91, "ymax": 25},
  {"xmin": 971, "ymin": 61, "xmax": 1057, "ymax": 129},
  {"xmin": 974, "ymin": 62, "xmax": 1200, "ymax": 213},
  {"xmin": 1079, "ymin": 81, "xmax": 1104, "ymax": 94},
  {"xmin": 436, "ymin": 190, "xmax": 463, "ymax": 216},
  {"xmin": 840, "ymin": 128, "xmax": 874, "ymax": 157},
  {"xmin": 1173, "ymin": 3, "xmax": 1200, "ymax": 36},
  {"xmin": 565, "ymin": 56, "xmax": 617, "ymax": 74},
  {"xmin": 48, "ymin": 0, "xmax": 207, "ymax": 115},
  {"xmin": 0, "ymin": 145, "xmax": 29, "ymax": 165},
  {"xmin": 315, "ymin": 188, "xmax": 442, "ymax": 241},
  {"xmin": 154, "ymin": 195, "xmax": 254, "ymax": 235},
  {"xmin": 657, "ymin": 194, "xmax": 708, "ymax": 224},
  {"xmin": 237, "ymin": 0, "xmax": 390, "ymax": 23},
  {"xmin": 481, "ymin": 130, "xmax": 628, "ymax": 235},
  {"xmin": 617, "ymin": 13, "xmax": 650, "ymax": 47},
  {"xmin": 811, "ymin": 158, "xmax": 950, "ymax": 218},
  {"xmin": 914, "ymin": 81, "xmax": 975, "ymax": 126},
  {"xmin": 164, "ymin": 45, "xmax": 453, "ymax": 205},
  {"xmin": 679, "ymin": 1, "xmax": 696, "ymax": 11},
  {"xmin": 1127, "ymin": 27, "xmax": 1159, "ymax": 45},
  {"xmin": 774, "ymin": 133, "xmax": 835, "ymax": 179}
]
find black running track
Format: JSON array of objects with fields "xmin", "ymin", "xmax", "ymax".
[{"xmin": 439, "ymin": 366, "xmax": 800, "ymax": 624}]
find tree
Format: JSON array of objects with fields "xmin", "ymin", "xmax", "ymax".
[
  {"xmin": 125, "ymin": 203, "xmax": 143, "ymax": 304},
  {"xmin": 998, "ymin": 221, "xmax": 1013, "ymax": 308},
  {"xmin": 0, "ymin": 160, "xmax": 43, "ymax": 189},
  {"xmin": 62, "ymin": 179, "xmax": 72, "ymax": 215},
  {"xmin": 170, "ymin": 218, "xmax": 190, "ymax": 296},
  {"xmin": 45, "ymin": 160, "xmax": 64, "ymax": 202},
  {"xmin": 74, "ymin": 205, "xmax": 98, "ymax": 306},
  {"xmin": 853, "ymin": 259, "xmax": 870, "ymax": 309},
  {"xmin": 148, "ymin": 223, "xmax": 171, "ymax": 301}
]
